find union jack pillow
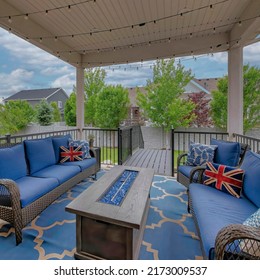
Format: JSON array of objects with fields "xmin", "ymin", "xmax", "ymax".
[
  {"xmin": 203, "ymin": 162, "xmax": 244, "ymax": 198},
  {"xmin": 59, "ymin": 146, "xmax": 84, "ymax": 163}
]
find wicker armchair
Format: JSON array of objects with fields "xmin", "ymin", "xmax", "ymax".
[{"xmin": 177, "ymin": 142, "xmax": 249, "ymax": 187}]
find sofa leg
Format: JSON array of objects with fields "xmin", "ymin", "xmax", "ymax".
[
  {"xmin": 92, "ymin": 174, "xmax": 97, "ymax": 181},
  {"xmin": 15, "ymin": 228, "xmax": 22, "ymax": 245}
]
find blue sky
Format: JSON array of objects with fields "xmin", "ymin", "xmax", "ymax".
[{"xmin": 0, "ymin": 27, "xmax": 259, "ymax": 98}]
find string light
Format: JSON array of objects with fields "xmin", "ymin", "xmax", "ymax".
[
  {"xmin": 8, "ymin": 16, "xmax": 12, "ymax": 23},
  {"xmin": 24, "ymin": 14, "xmax": 29, "ymax": 20}
]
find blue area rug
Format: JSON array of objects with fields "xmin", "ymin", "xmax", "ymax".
[{"xmin": 0, "ymin": 169, "xmax": 202, "ymax": 260}]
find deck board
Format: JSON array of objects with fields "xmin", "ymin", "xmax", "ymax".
[{"xmin": 124, "ymin": 148, "xmax": 172, "ymax": 176}]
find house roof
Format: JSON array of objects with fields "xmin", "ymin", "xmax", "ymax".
[
  {"xmin": 194, "ymin": 78, "xmax": 219, "ymax": 93},
  {"xmin": 0, "ymin": 0, "xmax": 259, "ymax": 68},
  {"xmin": 4, "ymin": 88, "xmax": 65, "ymax": 101}
]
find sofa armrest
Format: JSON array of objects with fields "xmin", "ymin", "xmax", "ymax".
[
  {"xmin": 177, "ymin": 153, "xmax": 188, "ymax": 167},
  {"xmin": 215, "ymin": 224, "xmax": 260, "ymax": 260},
  {"xmin": 90, "ymin": 147, "xmax": 101, "ymax": 170},
  {"xmin": 189, "ymin": 166, "xmax": 206, "ymax": 184},
  {"xmin": 0, "ymin": 179, "xmax": 23, "ymax": 244}
]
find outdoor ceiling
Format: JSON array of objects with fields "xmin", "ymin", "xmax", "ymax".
[{"xmin": 0, "ymin": 0, "xmax": 259, "ymax": 68}]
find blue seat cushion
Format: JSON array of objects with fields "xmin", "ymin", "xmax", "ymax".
[
  {"xmin": 61, "ymin": 157, "xmax": 97, "ymax": 171},
  {"xmin": 210, "ymin": 138, "xmax": 241, "ymax": 167},
  {"xmin": 24, "ymin": 138, "xmax": 56, "ymax": 174},
  {"xmin": 240, "ymin": 151, "xmax": 260, "ymax": 207},
  {"xmin": 178, "ymin": 165, "xmax": 199, "ymax": 180},
  {"xmin": 31, "ymin": 165, "xmax": 81, "ymax": 184},
  {"xmin": 189, "ymin": 183, "xmax": 257, "ymax": 259},
  {"xmin": 0, "ymin": 144, "xmax": 27, "ymax": 180},
  {"xmin": 52, "ymin": 134, "xmax": 71, "ymax": 163},
  {"xmin": 16, "ymin": 176, "xmax": 59, "ymax": 208}
]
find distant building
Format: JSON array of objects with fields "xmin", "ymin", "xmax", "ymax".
[
  {"xmin": 4, "ymin": 88, "xmax": 69, "ymax": 120},
  {"xmin": 126, "ymin": 78, "xmax": 219, "ymax": 124}
]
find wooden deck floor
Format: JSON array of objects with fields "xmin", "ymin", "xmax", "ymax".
[{"xmin": 123, "ymin": 148, "xmax": 172, "ymax": 176}]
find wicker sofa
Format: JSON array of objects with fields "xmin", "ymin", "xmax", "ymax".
[
  {"xmin": 0, "ymin": 134, "xmax": 100, "ymax": 245},
  {"xmin": 188, "ymin": 150, "xmax": 260, "ymax": 260}
]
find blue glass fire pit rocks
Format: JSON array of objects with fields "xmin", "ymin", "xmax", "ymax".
[{"xmin": 98, "ymin": 170, "xmax": 139, "ymax": 206}]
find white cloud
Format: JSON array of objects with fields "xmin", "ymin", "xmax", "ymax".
[
  {"xmin": 244, "ymin": 41, "xmax": 260, "ymax": 65},
  {"xmin": 51, "ymin": 73, "xmax": 76, "ymax": 95},
  {"xmin": 0, "ymin": 69, "xmax": 34, "ymax": 97},
  {"xmin": 41, "ymin": 65, "xmax": 73, "ymax": 76}
]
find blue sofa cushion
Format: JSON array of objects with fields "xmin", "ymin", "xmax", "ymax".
[
  {"xmin": 60, "ymin": 146, "xmax": 84, "ymax": 163},
  {"xmin": 203, "ymin": 162, "xmax": 244, "ymax": 198},
  {"xmin": 189, "ymin": 183, "xmax": 258, "ymax": 259},
  {"xmin": 52, "ymin": 134, "xmax": 71, "ymax": 163},
  {"xmin": 0, "ymin": 144, "xmax": 27, "ymax": 180},
  {"xmin": 69, "ymin": 139, "xmax": 91, "ymax": 159},
  {"xmin": 178, "ymin": 165, "xmax": 199, "ymax": 179},
  {"xmin": 24, "ymin": 138, "xmax": 56, "ymax": 174},
  {"xmin": 240, "ymin": 151, "xmax": 260, "ymax": 207},
  {"xmin": 186, "ymin": 143, "xmax": 217, "ymax": 166},
  {"xmin": 16, "ymin": 176, "xmax": 59, "ymax": 208},
  {"xmin": 61, "ymin": 157, "xmax": 97, "ymax": 171},
  {"xmin": 31, "ymin": 164, "xmax": 81, "ymax": 184},
  {"xmin": 210, "ymin": 138, "xmax": 241, "ymax": 167}
]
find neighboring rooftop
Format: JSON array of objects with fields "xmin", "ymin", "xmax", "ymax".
[
  {"xmin": 4, "ymin": 88, "xmax": 67, "ymax": 101},
  {"xmin": 194, "ymin": 78, "xmax": 219, "ymax": 93}
]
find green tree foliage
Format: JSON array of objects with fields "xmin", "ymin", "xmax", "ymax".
[
  {"xmin": 50, "ymin": 102, "xmax": 61, "ymax": 122},
  {"xmin": 0, "ymin": 100, "xmax": 35, "ymax": 134},
  {"xmin": 36, "ymin": 99, "xmax": 53, "ymax": 126},
  {"xmin": 137, "ymin": 59, "xmax": 195, "ymax": 130},
  {"xmin": 95, "ymin": 85, "xmax": 130, "ymax": 128},
  {"xmin": 211, "ymin": 64, "xmax": 260, "ymax": 133},
  {"xmin": 64, "ymin": 92, "xmax": 77, "ymax": 126},
  {"xmin": 84, "ymin": 68, "xmax": 106, "ymax": 125}
]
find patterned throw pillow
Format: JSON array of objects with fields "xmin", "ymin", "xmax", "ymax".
[
  {"xmin": 240, "ymin": 209, "xmax": 260, "ymax": 257},
  {"xmin": 203, "ymin": 162, "xmax": 244, "ymax": 198},
  {"xmin": 186, "ymin": 143, "xmax": 217, "ymax": 166},
  {"xmin": 68, "ymin": 139, "xmax": 91, "ymax": 159},
  {"xmin": 60, "ymin": 146, "xmax": 83, "ymax": 163}
]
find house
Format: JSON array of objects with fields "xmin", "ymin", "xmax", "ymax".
[
  {"xmin": 126, "ymin": 78, "xmax": 219, "ymax": 124},
  {"xmin": 4, "ymin": 88, "xmax": 69, "ymax": 120}
]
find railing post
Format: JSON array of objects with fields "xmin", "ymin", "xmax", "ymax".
[
  {"xmin": 130, "ymin": 128, "xmax": 133, "ymax": 156},
  {"xmin": 118, "ymin": 127, "xmax": 122, "ymax": 165},
  {"xmin": 5, "ymin": 134, "xmax": 11, "ymax": 144},
  {"xmin": 171, "ymin": 128, "xmax": 175, "ymax": 177}
]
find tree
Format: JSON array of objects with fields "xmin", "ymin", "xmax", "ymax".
[
  {"xmin": 95, "ymin": 85, "xmax": 130, "ymax": 128},
  {"xmin": 211, "ymin": 64, "xmax": 260, "ymax": 133},
  {"xmin": 84, "ymin": 68, "xmax": 106, "ymax": 126},
  {"xmin": 137, "ymin": 59, "xmax": 195, "ymax": 130},
  {"xmin": 187, "ymin": 92, "xmax": 213, "ymax": 127},
  {"xmin": 36, "ymin": 99, "xmax": 53, "ymax": 126},
  {"xmin": 0, "ymin": 100, "xmax": 35, "ymax": 135},
  {"xmin": 64, "ymin": 92, "xmax": 77, "ymax": 126},
  {"xmin": 50, "ymin": 102, "xmax": 61, "ymax": 122}
]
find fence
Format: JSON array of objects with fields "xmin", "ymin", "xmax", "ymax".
[{"xmin": 233, "ymin": 133, "xmax": 260, "ymax": 153}]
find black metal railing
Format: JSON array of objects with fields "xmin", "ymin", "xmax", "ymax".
[
  {"xmin": 171, "ymin": 129, "xmax": 229, "ymax": 176},
  {"xmin": 0, "ymin": 129, "xmax": 78, "ymax": 145},
  {"xmin": 233, "ymin": 133, "xmax": 260, "ymax": 153},
  {"xmin": 83, "ymin": 128, "xmax": 119, "ymax": 165},
  {"xmin": 83, "ymin": 125, "xmax": 144, "ymax": 166}
]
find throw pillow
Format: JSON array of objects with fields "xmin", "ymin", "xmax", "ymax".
[
  {"xmin": 60, "ymin": 146, "xmax": 84, "ymax": 163},
  {"xmin": 240, "ymin": 209, "xmax": 260, "ymax": 257},
  {"xmin": 186, "ymin": 142, "xmax": 217, "ymax": 166},
  {"xmin": 68, "ymin": 139, "xmax": 91, "ymax": 159},
  {"xmin": 203, "ymin": 162, "xmax": 244, "ymax": 198}
]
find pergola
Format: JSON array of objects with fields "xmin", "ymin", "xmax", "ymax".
[{"xmin": 0, "ymin": 0, "xmax": 259, "ymax": 136}]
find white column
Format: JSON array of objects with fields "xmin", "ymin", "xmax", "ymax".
[
  {"xmin": 228, "ymin": 46, "xmax": 243, "ymax": 137},
  {"xmin": 76, "ymin": 66, "xmax": 85, "ymax": 139}
]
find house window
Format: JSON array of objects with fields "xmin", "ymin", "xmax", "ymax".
[{"xmin": 58, "ymin": 101, "xmax": 62, "ymax": 108}]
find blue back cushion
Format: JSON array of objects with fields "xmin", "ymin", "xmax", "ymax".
[
  {"xmin": 241, "ymin": 151, "xmax": 260, "ymax": 207},
  {"xmin": 52, "ymin": 134, "xmax": 71, "ymax": 163},
  {"xmin": 210, "ymin": 138, "xmax": 241, "ymax": 166},
  {"xmin": 24, "ymin": 138, "xmax": 56, "ymax": 174},
  {"xmin": 0, "ymin": 144, "xmax": 27, "ymax": 180}
]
